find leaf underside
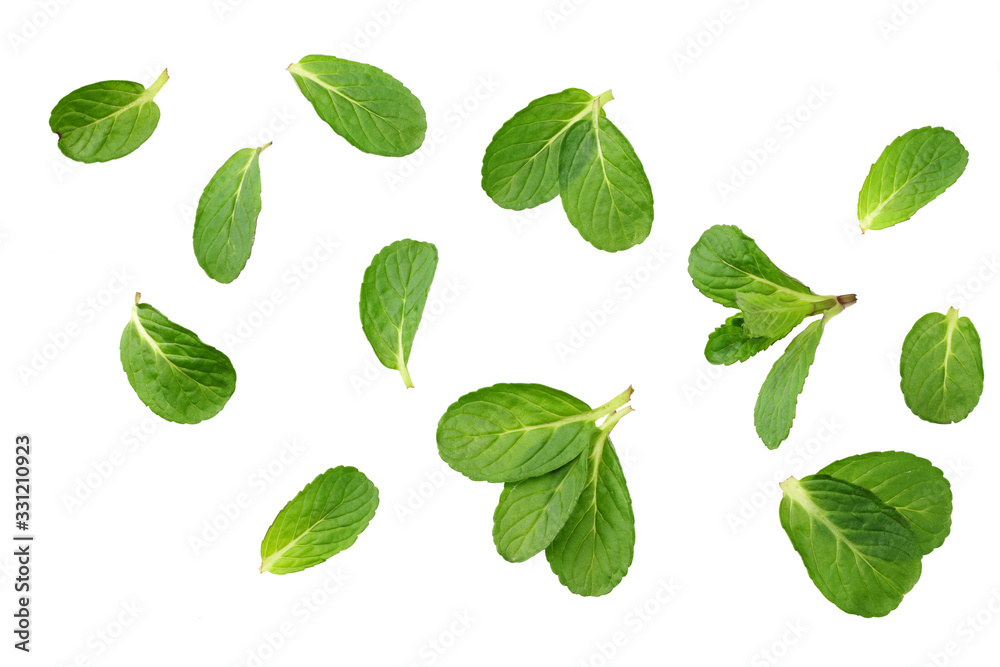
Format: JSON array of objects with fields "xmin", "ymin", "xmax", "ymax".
[
  {"xmin": 858, "ymin": 126, "xmax": 968, "ymax": 231},
  {"xmin": 260, "ymin": 466, "xmax": 379, "ymax": 574},
  {"xmin": 119, "ymin": 302, "xmax": 236, "ymax": 424},
  {"xmin": 359, "ymin": 239, "xmax": 438, "ymax": 386},
  {"xmin": 900, "ymin": 309, "xmax": 984, "ymax": 424},
  {"xmin": 193, "ymin": 145, "xmax": 266, "ymax": 284},
  {"xmin": 705, "ymin": 314, "xmax": 780, "ymax": 365},
  {"xmin": 289, "ymin": 55, "xmax": 426, "ymax": 157}
]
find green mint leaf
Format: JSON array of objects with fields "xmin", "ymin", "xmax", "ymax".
[
  {"xmin": 558, "ymin": 105, "xmax": 654, "ymax": 252},
  {"xmin": 818, "ymin": 451, "xmax": 952, "ymax": 555},
  {"xmin": 754, "ymin": 319, "xmax": 825, "ymax": 449},
  {"xmin": 481, "ymin": 88, "xmax": 604, "ymax": 210},
  {"xmin": 492, "ymin": 450, "xmax": 588, "ymax": 563},
  {"xmin": 545, "ymin": 408, "xmax": 635, "ymax": 597},
  {"xmin": 49, "ymin": 69, "xmax": 169, "ymax": 163},
  {"xmin": 900, "ymin": 307, "xmax": 984, "ymax": 424},
  {"xmin": 858, "ymin": 126, "xmax": 968, "ymax": 232},
  {"xmin": 437, "ymin": 384, "xmax": 632, "ymax": 483},
  {"xmin": 688, "ymin": 225, "xmax": 819, "ymax": 309},
  {"xmin": 779, "ymin": 475, "xmax": 923, "ymax": 617},
  {"xmin": 119, "ymin": 293, "xmax": 236, "ymax": 424},
  {"xmin": 193, "ymin": 143, "xmax": 269, "ymax": 284},
  {"xmin": 260, "ymin": 466, "xmax": 378, "ymax": 575},
  {"xmin": 288, "ymin": 55, "xmax": 426, "ymax": 157},
  {"xmin": 735, "ymin": 291, "xmax": 818, "ymax": 339},
  {"xmin": 705, "ymin": 314, "xmax": 780, "ymax": 365},
  {"xmin": 359, "ymin": 239, "xmax": 438, "ymax": 388}
]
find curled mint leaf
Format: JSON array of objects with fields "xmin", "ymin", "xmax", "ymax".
[
  {"xmin": 493, "ymin": 449, "xmax": 588, "ymax": 563},
  {"xmin": 779, "ymin": 475, "xmax": 922, "ymax": 618},
  {"xmin": 49, "ymin": 69, "xmax": 169, "ymax": 163},
  {"xmin": 818, "ymin": 451, "xmax": 952, "ymax": 555},
  {"xmin": 858, "ymin": 127, "xmax": 968, "ymax": 232},
  {"xmin": 288, "ymin": 55, "xmax": 426, "ymax": 157},
  {"xmin": 545, "ymin": 407, "xmax": 635, "ymax": 597},
  {"xmin": 437, "ymin": 384, "xmax": 632, "ymax": 483},
  {"xmin": 119, "ymin": 293, "xmax": 236, "ymax": 424},
  {"xmin": 735, "ymin": 291, "xmax": 824, "ymax": 340},
  {"xmin": 193, "ymin": 143, "xmax": 269, "ymax": 284},
  {"xmin": 260, "ymin": 466, "xmax": 379, "ymax": 574},
  {"xmin": 558, "ymin": 98, "xmax": 654, "ymax": 252},
  {"xmin": 705, "ymin": 314, "xmax": 780, "ymax": 366},
  {"xmin": 359, "ymin": 239, "xmax": 438, "ymax": 388},
  {"xmin": 481, "ymin": 88, "xmax": 604, "ymax": 210},
  {"xmin": 900, "ymin": 307, "xmax": 984, "ymax": 424}
]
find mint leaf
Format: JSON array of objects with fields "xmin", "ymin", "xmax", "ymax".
[
  {"xmin": 900, "ymin": 307, "xmax": 984, "ymax": 424},
  {"xmin": 288, "ymin": 55, "xmax": 426, "ymax": 157},
  {"xmin": 260, "ymin": 466, "xmax": 378, "ymax": 575},
  {"xmin": 754, "ymin": 320, "xmax": 825, "ymax": 449},
  {"xmin": 688, "ymin": 225, "xmax": 820, "ymax": 309},
  {"xmin": 481, "ymin": 88, "xmax": 602, "ymax": 210},
  {"xmin": 49, "ymin": 69, "xmax": 169, "ymax": 163},
  {"xmin": 735, "ymin": 291, "xmax": 820, "ymax": 339},
  {"xmin": 545, "ymin": 408, "xmax": 635, "ymax": 597},
  {"xmin": 779, "ymin": 475, "xmax": 923, "ymax": 617},
  {"xmin": 492, "ymin": 450, "xmax": 588, "ymax": 563},
  {"xmin": 705, "ymin": 314, "xmax": 780, "ymax": 365},
  {"xmin": 193, "ymin": 143, "xmax": 269, "ymax": 284},
  {"xmin": 858, "ymin": 127, "xmax": 968, "ymax": 232},
  {"xmin": 359, "ymin": 239, "xmax": 438, "ymax": 388},
  {"xmin": 558, "ymin": 104, "xmax": 654, "ymax": 252},
  {"xmin": 437, "ymin": 384, "xmax": 632, "ymax": 483},
  {"xmin": 818, "ymin": 451, "xmax": 952, "ymax": 555},
  {"xmin": 119, "ymin": 293, "xmax": 236, "ymax": 424}
]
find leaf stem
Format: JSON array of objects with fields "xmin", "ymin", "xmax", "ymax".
[
  {"xmin": 398, "ymin": 364, "xmax": 414, "ymax": 389},
  {"xmin": 596, "ymin": 89, "xmax": 614, "ymax": 108},
  {"xmin": 145, "ymin": 69, "xmax": 169, "ymax": 99},
  {"xmin": 599, "ymin": 405, "xmax": 634, "ymax": 434},
  {"xmin": 592, "ymin": 385, "xmax": 633, "ymax": 422}
]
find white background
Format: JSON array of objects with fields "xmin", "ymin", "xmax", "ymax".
[{"xmin": 3, "ymin": 0, "xmax": 1000, "ymax": 665}]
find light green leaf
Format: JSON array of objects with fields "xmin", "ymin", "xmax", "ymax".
[
  {"xmin": 49, "ymin": 69, "xmax": 169, "ymax": 163},
  {"xmin": 779, "ymin": 475, "xmax": 923, "ymax": 617},
  {"xmin": 492, "ymin": 450, "xmax": 588, "ymax": 563},
  {"xmin": 705, "ymin": 314, "xmax": 780, "ymax": 365},
  {"xmin": 900, "ymin": 307, "xmax": 984, "ymax": 424},
  {"xmin": 481, "ymin": 88, "xmax": 604, "ymax": 210},
  {"xmin": 558, "ymin": 108, "xmax": 654, "ymax": 252},
  {"xmin": 688, "ymin": 225, "xmax": 821, "ymax": 309},
  {"xmin": 193, "ymin": 143, "xmax": 269, "ymax": 284},
  {"xmin": 359, "ymin": 239, "xmax": 438, "ymax": 388},
  {"xmin": 736, "ymin": 291, "xmax": 820, "ymax": 339},
  {"xmin": 755, "ymin": 319, "xmax": 825, "ymax": 449},
  {"xmin": 288, "ymin": 55, "xmax": 426, "ymax": 157},
  {"xmin": 437, "ymin": 384, "xmax": 632, "ymax": 483},
  {"xmin": 858, "ymin": 126, "xmax": 968, "ymax": 232},
  {"xmin": 545, "ymin": 411, "xmax": 635, "ymax": 597},
  {"xmin": 119, "ymin": 294, "xmax": 236, "ymax": 424},
  {"xmin": 818, "ymin": 451, "xmax": 952, "ymax": 555},
  {"xmin": 260, "ymin": 466, "xmax": 379, "ymax": 574}
]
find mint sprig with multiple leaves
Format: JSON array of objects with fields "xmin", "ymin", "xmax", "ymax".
[
  {"xmin": 288, "ymin": 55, "xmax": 426, "ymax": 157},
  {"xmin": 359, "ymin": 239, "xmax": 438, "ymax": 388},
  {"xmin": 49, "ymin": 69, "xmax": 169, "ymax": 163},
  {"xmin": 481, "ymin": 89, "xmax": 654, "ymax": 252},
  {"xmin": 260, "ymin": 466, "xmax": 379, "ymax": 574},
  {"xmin": 779, "ymin": 451, "xmax": 952, "ymax": 617},
  {"xmin": 437, "ymin": 383, "xmax": 635, "ymax": 596},
  {"xmin": 858, "ymin": 126, "xmax": 968, "ymax": 233},
  {"xmin": 688, "ymin": 225, "xmax": 856, "ymax": 449},
  {"xmin": 119, "ymin": 293, "xmax": 236, "ymax": 424},
  {"xmin": 900, "ymin": 307, "xmax": 984, "ymax": 424},
  {"xmin": 193, "ymin": 143, "xmax": 270, "ymax": 284}
]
